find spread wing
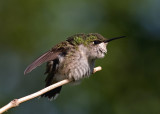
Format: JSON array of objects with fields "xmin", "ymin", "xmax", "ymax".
[{"xmin": 24, "ymin": 50, "xmax": 61, "ymax": 75}]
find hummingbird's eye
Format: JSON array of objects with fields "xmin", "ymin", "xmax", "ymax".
[{"xmin": 93, "ymin": 40, "xmax": 101, "ymax": 45}]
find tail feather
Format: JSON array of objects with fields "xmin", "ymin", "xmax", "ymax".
[
  {"xmin": 42, "ymin": 60, "xmax": 62, "ymax": 100},
  {"xmin": 41, "ymin": 86, "xmax": 62, "ymax": 100}
]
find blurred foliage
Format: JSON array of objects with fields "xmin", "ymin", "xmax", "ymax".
[{"xmin": 0, "ymin": 0, "xmax": 160, "ymax": 114}]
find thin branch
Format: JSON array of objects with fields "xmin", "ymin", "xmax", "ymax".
[{"xmin": 0, "ymin": 66, "xmax": 102, "ymax": 114}]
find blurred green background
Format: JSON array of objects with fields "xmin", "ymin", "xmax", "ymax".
[{"xmin": 0, "ymin": 0, "xmax": 160, "ymax": 114}]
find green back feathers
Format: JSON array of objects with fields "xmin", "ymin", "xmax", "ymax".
[
  {"xmin": 67, "ymin": 33, "xmax": 106, "ymax": 46},
  {"xmin": 52, "ymin": 33, "xmax": 106, "ymax": 51}
]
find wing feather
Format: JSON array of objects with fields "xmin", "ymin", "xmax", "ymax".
[{"xmin": 24, "ymin": 50, "xmax": 61, "ymax": 75}]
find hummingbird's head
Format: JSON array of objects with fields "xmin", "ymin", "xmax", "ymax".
[
  {"xmin": 87, "ymin": 33, "xmax": 126, "ymax": 59},
  {"xmin": 86, "ymin": 33, "xmax": 108, "ymax": 59},
  {"xmin": 67, "ymin": 33, "xmax": 125, "ymax": 59}
]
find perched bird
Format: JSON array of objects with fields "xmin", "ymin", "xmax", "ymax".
[{"xmin": 24, "ymin": 33, "xmax": 125, "ymax": 100}]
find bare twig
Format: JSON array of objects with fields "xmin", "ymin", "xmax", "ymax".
[
  {"xmin": 93, "ymin": 66, "xmax": 102, "ymax": 73},
  {"xmin": 0, "ymin": 66, "xmax": 102, "ymax": 114}
]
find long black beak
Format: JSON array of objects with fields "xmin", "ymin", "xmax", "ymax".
[{"xmin": 104, "ymin": 36, "xmax": 126, "ymax": 43}]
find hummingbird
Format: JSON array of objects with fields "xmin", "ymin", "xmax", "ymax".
[{"xmin": 24, "ymin": 33, "xmax": 125, "ymax": 100}]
